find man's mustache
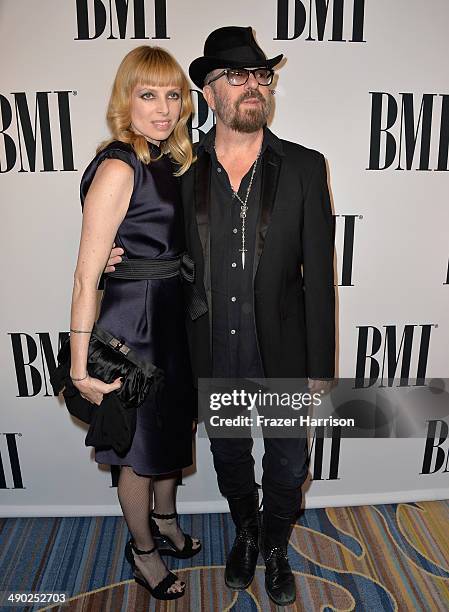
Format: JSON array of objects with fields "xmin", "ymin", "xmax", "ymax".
[{"xmin": 235, "ymin": 90, "xmax": 266, "ymax": 106}]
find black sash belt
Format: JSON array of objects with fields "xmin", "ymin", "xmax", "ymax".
[{"xmin": 107, "ymin": 253, "xmax": 208, "ymax": 321}]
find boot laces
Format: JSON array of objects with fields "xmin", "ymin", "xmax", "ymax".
[
  {"xmin": 236, "ymin": 530, "xmax": 258, "ymax": 550},
  {"xmin": 265, "ymin": 546, "xmax": 288, "ymax": 561}
]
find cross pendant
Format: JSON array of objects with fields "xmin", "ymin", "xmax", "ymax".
[{"xmin": 239, "ymin": 247, "xmax": 247, "ymax": 270}]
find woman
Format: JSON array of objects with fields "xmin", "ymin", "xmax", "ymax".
[{"xmin": 70, "ymin": 46, "xmax": 200, "ymax": 600}]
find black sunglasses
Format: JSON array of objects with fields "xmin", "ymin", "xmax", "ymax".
[{"xmin": 206, "ymin": 68, "xmax": 274, "ymax": 87}]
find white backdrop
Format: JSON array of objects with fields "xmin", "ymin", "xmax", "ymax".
[{"xmin": 1, "ymin": 0, "xmax": 448, "ymax": 516}]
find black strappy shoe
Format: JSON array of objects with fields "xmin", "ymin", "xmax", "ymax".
[
  {"xmin": 149, "ymin": 511, "xmax": 202, "ymax": 559},
  {"xmin": 124, "ymin": 540, "xmax": 185, "ymax": 600}
]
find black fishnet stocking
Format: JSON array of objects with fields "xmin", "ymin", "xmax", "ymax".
[
  {"xmin": 153, "ymin": 473, "xmax": 200, "ymax": 551},
  {"xmin": 118, "ymin": 466, "xmax": 184, "ymax": 593}
]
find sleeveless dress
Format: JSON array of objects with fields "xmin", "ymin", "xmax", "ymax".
[{"xmin": 80, "ymin": 140, "xmax": 194, "ymax": 475}]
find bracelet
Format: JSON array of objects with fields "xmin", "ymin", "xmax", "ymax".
[
  {"xmin": 70, "ymin": 329, "xmax": 92, "ymax": 334},
  {"xmin": 70, "ymin": 373, "xmax": 88, "ymax": 382}
]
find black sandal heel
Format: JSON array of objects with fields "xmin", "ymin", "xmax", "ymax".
[
  {"xmin": 124, "ymin": 540, "xmax": 185, "ymax": 600},
  {"xmin": 150, "ymin": 511, "xmax": 202, "ymax": 559}
]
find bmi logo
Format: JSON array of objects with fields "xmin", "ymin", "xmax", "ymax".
[
  {"xmin": 335, "ymin": 214, "xmax": 362, "ymax": 286},
  {"xmin": 368, "ymin": 93, "xmax": 449, "ymax": 171},
  {"xmin": 0, "ymin": 433, "xmax": 24, "ymax": 489},
  {"xmin": 275, "ymin": 0, "xmax": 366, "ymax": 42},
  {"xmin": 9, "ymin": 332, "xmax": 69, "ymax": 397},
  {"xmin": 355, "ymin": 324, "xmax": 434, "ymax": 387},
  {"xmin": 421, "ymin": 420, "xmax": 449, "ymax": 475},
  {"xmin": 0, "ymin": 91, "xmax": 76, "ymax": 173},
  {"xmin": 188, "ymin": 90, "xmax": 215, "ymax": 143},
  {"xmin": 75, "ymin": 0, "xmax": 168, "ymax": 40},
  {"xmin": 308, "ymin": 426, "xmax": 342, "ymax": 480}
]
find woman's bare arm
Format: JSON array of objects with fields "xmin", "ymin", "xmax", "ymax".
[{"xmin": 70, "ymin": 158, "xmax": 133, "ymax": 403}]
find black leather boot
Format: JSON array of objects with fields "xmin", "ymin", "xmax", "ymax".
[
  {"xmin": 261, "ymin": 511, "xmax": 296, "ymax": 606},
  {"xmin": 225, "ymin": 490, "xmax": 260, "ymax": 590}
]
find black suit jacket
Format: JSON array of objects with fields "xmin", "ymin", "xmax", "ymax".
[{"xmin": 181, "ymin": 128, "xmax": 335, "ymax": 380}]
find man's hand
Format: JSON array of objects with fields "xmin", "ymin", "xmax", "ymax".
[
  {"xmin": 308, "ymin": 378, "xmax": 334, "ymax": 396},
  {"xmin": 105, "ymin": 243, "xmax": 124, "ymax": 273}
]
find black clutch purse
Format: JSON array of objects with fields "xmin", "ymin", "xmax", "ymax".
[{"xmin": 50, "ymin": 324, "xmax": 164, "ymax": 454}]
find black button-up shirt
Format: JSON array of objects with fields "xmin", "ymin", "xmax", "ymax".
[{"xmin": 198, "ymin": 127, "xmax": 281, "ymax": 378}]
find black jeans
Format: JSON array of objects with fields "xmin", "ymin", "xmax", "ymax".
[{"xmin": 210, "ymin": 434, "xmax": 309, "ymax": 519}]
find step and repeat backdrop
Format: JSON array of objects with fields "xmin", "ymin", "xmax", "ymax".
[{"xmin": 1, "ymin": 1, "xmax": 448, "ymax": 516}]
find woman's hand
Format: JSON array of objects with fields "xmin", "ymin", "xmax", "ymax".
[
  {"xmin": 104, "ymin": 243, "xmax": 124, "ymax": 273},
  {"xmin": 72, "ymin": 375, "xmax": 122, "ymax": 405}
]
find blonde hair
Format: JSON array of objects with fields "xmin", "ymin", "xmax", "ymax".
[{"xmin": 98, "ymin": 46, "xmax": 194, "ymax": 175}]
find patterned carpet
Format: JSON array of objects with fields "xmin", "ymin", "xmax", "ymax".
[{"xmin": 1, "ymin": 501, "xmax": 448, "ymax": 611}]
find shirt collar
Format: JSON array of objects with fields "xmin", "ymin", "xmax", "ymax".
[{"xmin": 197, "ymin": 125, "xmax": 284, "ymax": 157}]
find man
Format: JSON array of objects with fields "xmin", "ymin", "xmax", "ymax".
[{"xmin": 108, "ymin": 26, "xmax": 335, "ymax": 606}]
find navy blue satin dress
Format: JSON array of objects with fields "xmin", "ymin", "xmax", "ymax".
[{"xmin": 80, "ymin": 140, "xmax": 194, "ymax": 475}]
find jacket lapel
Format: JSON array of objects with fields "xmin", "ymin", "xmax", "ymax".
[
  {"xmin": 253, "ymin": 148, "xmax": 282, "ymax": 280},
  {"xmin": 194, "ymin": 152, "xmax": 211, "ymax": 257},
  {"xmin": 194, "ymin": 153, "xmax": 212, "ymax": 336}
]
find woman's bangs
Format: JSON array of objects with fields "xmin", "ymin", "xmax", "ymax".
[{"xmin": 134, "ymin": 52, "xmax": 184, "ymax": 90}]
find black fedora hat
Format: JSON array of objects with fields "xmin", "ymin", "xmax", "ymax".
[{"xmin": 189, "ymin": 26, "xmax": 283, "ymax": 89}]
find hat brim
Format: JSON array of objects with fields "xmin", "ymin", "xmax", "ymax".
[{"xmin": 188, "ymin": 54, "xmax": 283, "ymax": 89}]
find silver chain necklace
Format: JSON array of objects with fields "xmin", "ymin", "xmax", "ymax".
[{"xmin": 215, "ymin": 144, "xmax": 262, "ymax": 270}]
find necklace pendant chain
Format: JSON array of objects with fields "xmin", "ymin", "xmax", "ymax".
[{"xmin": 225, "ymin": 143, "xmax": 262, "ymax": 270}]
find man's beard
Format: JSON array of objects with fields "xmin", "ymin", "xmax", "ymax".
[{"xmin": 213, "ymin": 89, "xmax": 272, "ymax": 133}]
